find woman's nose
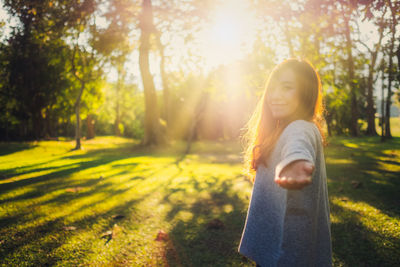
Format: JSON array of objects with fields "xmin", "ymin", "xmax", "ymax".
[{"xmin": 269, "ymin": 88, "xmax": 282, "ymax": 100}]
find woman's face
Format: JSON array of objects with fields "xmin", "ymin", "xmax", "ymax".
[{"xmin": 267, "ymin": 68, "xmax": 302, "ymax": 123}]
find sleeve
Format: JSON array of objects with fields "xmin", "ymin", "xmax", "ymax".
[{"xmin": 274, "ymin": 121, "xmax": 317, "ymax": 180}]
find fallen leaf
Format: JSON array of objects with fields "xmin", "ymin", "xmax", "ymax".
[
  {"xmin": 101, "ymin": 230, "xmax": 112, "ymax": 239},
  {"xmin": 155, "ymin": 230, "xmax": 169, "ymax": 241},
  {"xmin": 100, "ymin": 224, "xmax": 123, "ymax": 243},
  {"xmin": 65, "ymin": 187, "xmax": 83, "ymax": 193},
  {"xmin": 63, "ymin": 226, "xmax": 77, "ymax": 231}
]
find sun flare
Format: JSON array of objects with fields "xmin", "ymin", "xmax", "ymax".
[
  {"xmin": 210, "ymin": 14, "xmax": 242, "ymax": 48},
  {"xmin": 198, "ymin": 0, "xmax": 257, "ymax": 71}
]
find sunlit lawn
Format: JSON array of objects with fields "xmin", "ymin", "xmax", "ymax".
[{"xmin": 0, "ymin": 118, "xmax": 399, "ymax": 266}]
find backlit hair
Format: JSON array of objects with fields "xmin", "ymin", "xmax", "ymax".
[{"xmin": 241, "ymin": 57, "xmax": 327, "ymax": 183}]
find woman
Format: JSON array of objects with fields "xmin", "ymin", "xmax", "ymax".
[{"xmin": 237, "ymin": 58, "xmax": 332, "ymax": 267}]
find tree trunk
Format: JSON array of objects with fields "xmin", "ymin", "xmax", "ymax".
[
  {"xmin": 87, "ymin": 113, "xmax": 95, "ymax": 139},
  {"xmin": 74, "ymin": 83, "xmax": 84, "ymax": 150},
  {"xmin": 385, "ymin": 51, "xmax": 393, "ymax": 139},
  {"xmin": 34, "ymin": 113, "xmax": 42, "ymax": 140},
  {"xmin": 138, "ymin": 0, "xmax": 165, "ymax": 146},
  {"xmin": 365, "ymin": 8, "xmax": 386, "ymax": 136},
  {"xmin": 5, "ymin": 118, "xmax": 9, "ymax": 141},
  {"xmin": 114, "ymin": 71, "xmax": 121, "ymax": 136},
  {"xmin": 185, "ymin": 93, "xmax": 208, "ymax": 154},
  {"xmin": 344, "ymin": 14, "xmax": 359, "ymax": 136},
  {"xmin": 384, "ymin": 2, "xmax": 397, "ymax": 139},
  {"xmin": 75, "ymin": 103, "xmax": 81, "ymax": 149},
  {"xmin": 366, "ymin": 63, "xmax": 378, "ymax": 136},
  {"xmin": 380, "ymin": 65, "xmax": 386, "ymax": 142},
  {"xmin": 156, "ymin": 32, "xmax": 170, "ymax": 135}
]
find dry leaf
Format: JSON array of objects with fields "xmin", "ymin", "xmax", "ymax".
[
  {"xmin": 101, "ymin": 230, "xmax": 112, "ymax": 239},
  {"xmin": 100, "ymin": 224, "xmax": 123, "ymax": 242},
  {"xmin": 65, "ymin": 187, "xmax": 83, "ymax": 193},
  {"xmin": 155, "ymin": 230, "xmax": 169, "ymax": 241}
]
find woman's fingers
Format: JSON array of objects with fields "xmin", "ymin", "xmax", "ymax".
[
  {"xmin": 303, "ymin": 162, "xmax": 315, "ymax": 174},
  {"xmin": 275, "ymin": 175, "xmax": 311, "ymax": 189},
  {"xmin": 275, "ymin": 160, "xmax": 314, "ymax": 189}
]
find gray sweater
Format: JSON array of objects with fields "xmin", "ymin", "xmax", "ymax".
[{"xmin": 238, "ymin": 119, "xmax": 332, "ymax": 267}]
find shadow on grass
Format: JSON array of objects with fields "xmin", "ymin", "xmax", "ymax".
[
  {"xmin": 325, "ymin": 136, "xmax": 400, "ymax": 266},
  {"xmin": 0, "ymin": 147, "xmax": 178, "ymax": 265},
  {"xmin": 0, "ymin": 140, "xmax": 177, "ymax": 197},
  {"xmin": 326, "ymin": 136, "xmax": 400, "ymax": 212},
  {"xmin": 330, "ymin": 201, "xmax": 400, "ymax": 267},
  {"xmin": 0, "ymin": 194, "xmax": 156, "ymax": 266},
  {"xmin": 158, "ymin": 173, "xmax": 253, "ymax": 266},
  {"xmin": 0, "ymin": 163, "xmax": 175, "ymax": 234},
  {"xmin": 1, "ymin": 136, "xmax": 399, "ymax": 266},
  {"xmin": 0, "ymin": 142, "xmax": 38, "ymax": 157},
  {"xmin": 0, "ymin": 140, "xmax": 184, "ymax": 265},
  {"xmin": 0, "ymin": 142, "xmax": 137, "ymax": 180},
  {"xmin": 159, "ymin": 135, "xmax": 400, "ymax": 266}
]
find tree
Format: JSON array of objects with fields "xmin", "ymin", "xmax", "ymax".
[
  {"xmin": 378, "ymin": 58, "xmax": 386, "ymax": 140},
  {"xmin": 96, "ymin": 0, "xmax": 137, "ymax": 137},
  {"xmin": 151, "ymin": 0, "xmax": 210, "ymax": 135},
  {"xmin": 138, "ymin": 0, "xmax": 166, "ymax": 146},
  {"xmin": 69, "ymin": 43, "xmax": 103, "ymax": 149},
  {"xmin": 1, "ymin": 0, "xmax": 73, "ymax": 140},
  {"xmin": 354, "ymin": 1, "xmax": 387, "ymax": 136},
  {"xmin": 339, "ymin": 1, "xmax": 360, "ymax": 136},
  {"xmin": 383, "ymin": 0, "xmax": 400, "ymax": 139}
]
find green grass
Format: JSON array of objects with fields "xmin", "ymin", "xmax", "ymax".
[{"xmin": 0, "ymin": 118, "xmax": 399, "ymax": 266}]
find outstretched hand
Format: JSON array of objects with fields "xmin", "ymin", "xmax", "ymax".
[{"xmin": 275, "ymin": 160, "xmax": 315, "ymax": 190}]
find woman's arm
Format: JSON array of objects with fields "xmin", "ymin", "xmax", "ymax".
[{"xmin": 274, "ymin": 120, "xmax": 318, "ymax": 190}]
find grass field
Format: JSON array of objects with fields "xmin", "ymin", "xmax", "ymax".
[{"xmin": 0, "ymin": 118, "xmax": 399, "ymax": 266}]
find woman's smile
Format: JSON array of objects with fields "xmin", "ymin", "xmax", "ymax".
[{"xmin": 267, "ymin": 68, "xmax": 301, "ymax": 122}]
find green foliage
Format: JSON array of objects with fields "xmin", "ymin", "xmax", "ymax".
[
  {"xmin": 323, "ymin": 81, "xmax": 352, "ymax": 135},
  {"xmin": 0, "ymin": 0, "xmax": 399, "ymax": 143},
  {"xmin": 95, "ymin": 81, "xmax": 144, "ymax": 139},
  {"xmin": 0, "ymin": 29, "xmax": 72, "ymax": 139},
  {"xmin": 0, "ymin": 0, "xmax": 102, "ymax": 140}
]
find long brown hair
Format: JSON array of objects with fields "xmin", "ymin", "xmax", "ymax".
[{"xmin": 240, "ymin": 57, "xmax": 327, "ymax": 183}]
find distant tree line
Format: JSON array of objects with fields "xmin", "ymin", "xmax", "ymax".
[{"xmin": 0, "ymin": 0, "xmax": 399, "ymax": 146}]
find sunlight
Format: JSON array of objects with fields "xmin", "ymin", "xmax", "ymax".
[
  {"xmin": 210, "ymin": 14, "xmax": 241, "ymax": 49},
  {"xmin": 198, "ymin": 0, "xmax": 257, "ymax": 71}
]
